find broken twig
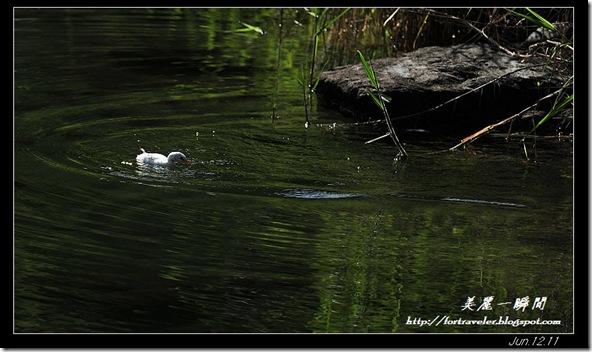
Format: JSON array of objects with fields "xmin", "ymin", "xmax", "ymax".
[{"xmin": 449, "ymin": 90, "xmax": 560, "ymax": 151}]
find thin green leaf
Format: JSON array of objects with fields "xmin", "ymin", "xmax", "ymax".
[
  {"xmin": 311, "ymin": 61, "xmax": 331, "ymax": 91},
  {"xmin": 319, "ymin": 8, "xmax": 330, "ymax": 20},
  {"xmin": 506, "ymin": 8, "xmax": 556, "ymax": 31},
  {"xmin": 526, "ymin": 8, "xmax": 556, "ymax": 31},
  {"xmin": 505, "ymin": 8, "xmax": 536, "ymax": 23},
  {"xmin": 315, "ymin": 8, "xmax": 350, "ymax": 37},
  {"xmin": 366, "ymin": 89, "xmax": 384, "ymax": 110},
  {"xmin": 522, "ymin": 142, "xmax": 529, "ymax": 160},
  {"xmin": 357, "ymin": 50, "xmax": 377, "ymax": 88},
  {"xmin": 236, "ymin": 22, "xmax": 264, "ymax": 35},
  {"xmin": 304, "ymin": 8, "xmax": 318, "ymax": 18},
  {"xmin": 413, "ymin": 13, "xmax": 429, "ymax": 49},
  {"xmin": 531, "ymin": 94, "xmax": 573, "ymax": 131}
]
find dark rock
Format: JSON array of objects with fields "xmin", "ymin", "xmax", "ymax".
[{"xmin": 315, "ymin": 43, "xmax": 570, "ymax": 137}]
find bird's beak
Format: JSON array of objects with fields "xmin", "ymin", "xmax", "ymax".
[{"xmin": 183, "ymin": 159, "xmax": 191, "ymax": 165}]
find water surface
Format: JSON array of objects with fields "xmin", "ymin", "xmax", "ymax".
[{"xmin": 14, "ymin": 8, "xmax": 573, "ymax": 334}]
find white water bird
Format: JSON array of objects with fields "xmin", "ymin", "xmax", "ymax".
[{"xmin": 136, "ymin": 148, "xmax": 190, "ymax": 167}]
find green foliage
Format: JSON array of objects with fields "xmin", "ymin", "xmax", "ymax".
[
  {"xmin": 301, "ymin": 8, "xmax": 351, "ymax": 117},
  {"xmin": 357, "ymin": 50, "xmax": 383, "ymax": 110},
  {"xmin": 235, "ymin": 21, "xmax": 265, "ymax": 35},
  {"xmin": 356, "ymin": 51, "xmax": 393, "ymax": 110},
  {"xmin": 530, "ymin": 94, "xmax": 573, "ymax": 134},
  {"xmin": 506, "ymin": 8, "xmax": 557, "ymax": 31},
  {"xmin": 413, "ymin": 13, "xmax": 430, "ymax": 50},
  {"xmin": 525, "ymin": 8, "xmax": 557, "ymax": 31},
  {"xmin": 314, "ymin": 8, "xmax": 350, "ymax": 37},
  {"xmin": 357, "ymin": 50, "xmax": 408, "ymax": 158},
  {"xmin": 357, "ymin": 50, "xmax": 378, "ymax": 88}
]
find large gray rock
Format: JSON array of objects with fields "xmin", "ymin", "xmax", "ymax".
[{"xmin": 316, "ymin": 43, "xmax": 568, "ymax": 136}]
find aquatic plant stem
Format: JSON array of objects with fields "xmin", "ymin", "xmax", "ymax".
[
  {"xmin": 272, "ymin": 8, "xmax": 284, "ymax": 121},
  {"xmin": 307, "ymin": 9, "xmax": 322, "ymax": 113},
  {"xmin": 357, "ymin": 50, "xmax": 408, "ymax": 158},
  {"xmin": 378, "ymin": 84, "xmax": 408, "ymax": 158}
]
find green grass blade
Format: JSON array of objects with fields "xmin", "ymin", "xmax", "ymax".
[
  {"xmin": 311, "ymin": 61, "xmax": 331, "ymax": 91},
  {"xmin": 413, "ymin": 13, "xmax": 429, "ymax": 49},
  {"xmin": 296, "ymin": 76, "xmax": 304, "ymax": 87},
  {"xmin": 506, "ymin": 8, "xmax": 556, "ymax": 31},
  {"xmin": 532, "ymin": 94, "xmax": 573, "ymax": 131},
  {"xmin": 315, "ymin": 8, "xmax": 350, "ymax": 37},
  {"xmin": 526, "ymin": 8, "xmax": 556, "ymax": 31},
  {"xmin": 366, "ymin": 88, "xmax": 383, "ymax": 110},
  {"xmin": 357, "ymin": 50, "xmax": 377, "ymax": 88},
  {"xmin": 304, "ymin": 8, "xmax": 318, "ymax": 18},
  {"xmin": 236, "ymin": 22, "xmax": 264, "ymax": 35},
  {"xmin": 505, "ymin": 8, "xmax": 537, "ymax": 23}
]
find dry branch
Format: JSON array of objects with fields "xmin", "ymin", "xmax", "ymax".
[{"xmin": 449, "ymin": 90, "xmax": 560, "ymax": 151}]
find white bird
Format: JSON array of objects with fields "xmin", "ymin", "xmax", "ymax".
[{"xmin": 136, "ymin": 148, "xmax": 190, "ymax": 167}]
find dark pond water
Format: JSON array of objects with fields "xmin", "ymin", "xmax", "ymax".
[{"xmin": 14, "ymin": 8, "xmax": 573, "ymax": 335}]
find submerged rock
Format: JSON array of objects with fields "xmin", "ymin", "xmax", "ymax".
[{"xmin": 316, "ymin": 43, "xmax": 570, "ymax": 136}]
